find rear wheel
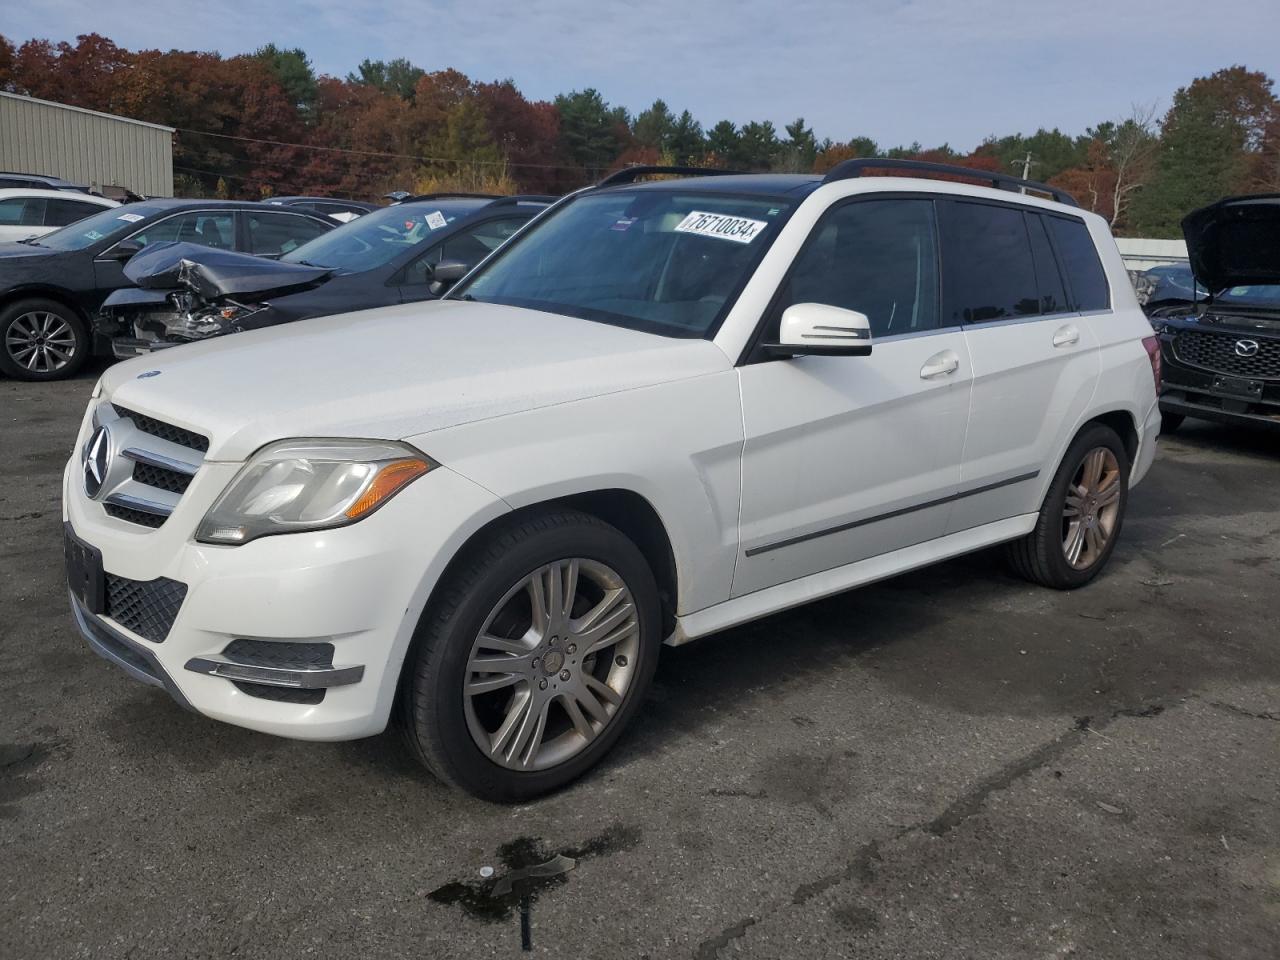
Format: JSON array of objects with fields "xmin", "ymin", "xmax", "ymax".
[
  {"xmin": 1007, "ymin": 424, "xmax": 1129, "ymax": 589},
  {"xmin": 0, "ymin": 298, "xmax": 89, "ymax": 381},
  {"xmin": 400, "ymin": 510, "xmax": 660, "ymax": 801}
]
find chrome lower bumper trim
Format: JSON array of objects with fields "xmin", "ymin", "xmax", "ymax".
[{"xmin": 184, "ymin": 656, "xmax": 365, "ymax": 689}]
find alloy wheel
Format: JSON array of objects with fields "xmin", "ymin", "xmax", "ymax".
[
  {"xmin": 1061, "ymin": 446, "xmax": 1122, "ymax": 570},
  {"xmin": 463, "ymin": 558, "xmax": 641, "ymax": 771},
  {"xmin": 5, "ymin": 311, "xmax": 77, "ymax": 374}
]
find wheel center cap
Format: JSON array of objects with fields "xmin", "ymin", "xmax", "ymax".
[{"xmin": 542, "ymin": 650, "xmax": 566, "ymax": 675}]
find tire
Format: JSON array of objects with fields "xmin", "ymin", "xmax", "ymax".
[
  {"xmin": 399, "ymin": 509, "xmax": 661, "ymax": 801},
  {"xmin": 1159, "ymin": 412, "xmax": 1185, "ymax": 433},
  {"xmin": 0, "ymin": 298, "xmax": 90, "ymax": 381},
  {"xmin": 1006, "ymin": 423, "xmax": 1130, "ymax": 590}
]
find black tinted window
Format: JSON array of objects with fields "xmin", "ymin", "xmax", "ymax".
[
  {"xmin": 1027, "ymin": 213, "xmax": 1068, "ymax": 314},
  {"xmin": 247, "ymin": 212, "xmax": 330, "ymax": 255},
  {"xmin": 940, "ymin": 201, "xmax": 1040, "ymax": 324},
  {"xmin": 45, "ymin": 198, "xmax": 103, "ymax": 227},
  {"xmin": 1047, "ymin": 216, "xmax": 1109, "ymax": 311},
  {"xmin": 775, "ymin": 198, "xmax": 939, "ymax": 337}
]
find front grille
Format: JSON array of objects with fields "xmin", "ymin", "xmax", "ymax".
[
  {"xmin": 132, "ymin": 462, "xmax": 192, "ymax": 495},
  {"xmin": 105, "ymin": 503, "xmax": 166, "ymax": 528},
  {"xmin": 105, "ymin": 573, "xmax": 188, "ymax": 643},
  {"xmin": 1172, "ymin": 329, "xmax": 1280, "ymax": 380},
  {"xmin": 99, "ymin": 405, "xmax": 210, "ymax": 531},
  {"xmin": 112, "ymin": 405, "xmax": 210, "ymax": 452}
]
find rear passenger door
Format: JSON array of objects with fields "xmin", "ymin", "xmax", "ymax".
[
  {"xmin": 943, "ymin": 200, "xmax": 1101, "ymax": 534},
  {"xmin": 734, "ymin": 197, "xmax": 972, "ymax": 597}
]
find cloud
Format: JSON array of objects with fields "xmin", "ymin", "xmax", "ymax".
[{"xmin": 3, "ymin": 0, "xmax": 1277, "ymax": 148}]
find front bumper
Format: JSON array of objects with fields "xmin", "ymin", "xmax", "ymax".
[
  {"xmin": 63, "ymin": 454, "xmax": 508, "ymax": 741},
  {"xmin": 1160, "ymin": 358, "xmax": 1280, "ymax": 432},
  {"xmin": 111, "ymin": 337, "xmax": 181, "ymax": 360}
]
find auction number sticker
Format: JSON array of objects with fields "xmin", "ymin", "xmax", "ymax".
[
  {"xmin": 425, "ymin": 211, "xmax": 448, "ymax": 230},
  {"xmin": 673, "ymin": 210, "xmax": 768, "ymax": 244},
  {"xmin": 116, "ymin": 213, "xmax": 144, "ymax": 223}
]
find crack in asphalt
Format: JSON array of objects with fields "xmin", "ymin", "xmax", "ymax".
[
  {"xmin": 691, "ymin": 701, "xmax": 1172, "ymax": 959},
  {"xmin": 1200, "ymin": 698, "xmax": 1280, "ymax": 723},
  {"xmin": 693, "ymin": 916, "xmax": 758, "ymax": 960}
]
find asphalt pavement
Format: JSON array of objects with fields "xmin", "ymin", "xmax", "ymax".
[{"xmin": 2, "ymin": 364, "xmax": 1277, "ymax": 959}]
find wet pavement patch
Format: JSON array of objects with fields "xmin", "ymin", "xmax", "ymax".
[{"xmin": 427, "ymin": 824, "xmax": 642, "ymax": 949}]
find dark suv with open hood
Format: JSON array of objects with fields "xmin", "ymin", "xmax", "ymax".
[{"xmin": 1148, "ymin": 195, "xmax": 1280, "ymax": 432}]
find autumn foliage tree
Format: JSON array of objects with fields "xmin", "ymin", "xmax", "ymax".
[{"xmin": 1, "ymin": 31, "xmax": 1277, "ymax": 232}]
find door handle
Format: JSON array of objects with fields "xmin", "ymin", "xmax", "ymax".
[
  {"xmin": 1053, "ymin": 324, "xmax": 1080, "ymax": 348},
  {"xmin": 919, "ymin": 350, "xmax": 960, "ymax": 380}
]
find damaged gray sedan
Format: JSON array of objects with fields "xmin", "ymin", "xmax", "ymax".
[{"xmin": 96, "ymin": 196, "xmax": 548, "ymax": 358}]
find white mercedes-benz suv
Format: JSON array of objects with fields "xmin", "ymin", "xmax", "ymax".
[{"xmin": 63, "ymin": 161, "xmax": 1162, "ymax": 800}]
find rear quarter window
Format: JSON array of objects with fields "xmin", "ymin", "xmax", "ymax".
[{"xmin": 1047, "ymin": 216, "xmax": 1110, "ymax": 312}]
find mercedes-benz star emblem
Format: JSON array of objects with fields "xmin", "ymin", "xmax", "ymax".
[
  {"xmin": 1235, "ymin": 339, "xmax": 1260, "ymax": 358},
  {"xmin": 82, "ymin": 425, "xmax": 111, "ymax": 499},
  {"xmin": 136, "ymin": 370, "xmax": 161, "ymax": 379}
]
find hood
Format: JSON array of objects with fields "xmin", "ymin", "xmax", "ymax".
[
  {"xmin": 0, "ymin": 241, "xmax": 60, "ymax": 263},
  {"xmin": 100, "ymin": 299, "xmax": 731, "ymax": 461},
  {"xmin": 124, "ymin": 241, "xmax": 333, "ymax": 299},
  {"xmin": 1182, "ymin": 194, "xmax": 1280, "ymax": 293}
]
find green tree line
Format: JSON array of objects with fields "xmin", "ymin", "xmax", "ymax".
[{"xmin": 1, "ymin": 34, "xmax": 1276, "ymax": 236}]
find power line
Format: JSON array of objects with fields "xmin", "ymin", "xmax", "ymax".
[{"xmin": 175, "ymin": 126, "xmax": 588, "ymax": 173}]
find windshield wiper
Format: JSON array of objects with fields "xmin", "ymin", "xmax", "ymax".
[{"xmin": 16, "ymin": 237, "xmax": 44, "ymax": 246}]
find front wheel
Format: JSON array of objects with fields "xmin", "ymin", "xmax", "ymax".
[
  {"xmin": 0, "ymin": 298, "xmax": 90, "ymax": 381},
  {"xmin": 1006, "ymin": 424, "xmax": 1130, "ymax": 589},
  {"xmin": 400, "ymin": 510, "xmax": 661, "ymax": 801}
]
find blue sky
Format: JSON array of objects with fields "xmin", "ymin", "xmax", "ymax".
[{"xmin": 4, "ymin": 0, "xmax": 1278, "ymax": 150}]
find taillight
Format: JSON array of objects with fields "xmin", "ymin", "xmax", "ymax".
[{"xmin": 1142, "ymin": 335, "xmax": 1161, "ymax": 391}]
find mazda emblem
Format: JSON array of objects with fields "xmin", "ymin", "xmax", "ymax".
[
  {"xmin": 82, "ymin": 425, "xmax": 111, "ymax": 499},
  {"xmin": 1235, "ymin": 339, "xmax": 1260, "ymax": 358}
]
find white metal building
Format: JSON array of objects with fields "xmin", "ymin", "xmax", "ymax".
[
  {"xmin": 1114, "ymin": 237, "xmax": 1188, "ymax": 271},
  {"xmin": 0, "ymin": 92, "xmax": 174, "ymax": 197}
]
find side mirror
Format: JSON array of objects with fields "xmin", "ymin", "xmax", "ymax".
[
  {"xmin": 763, "ymin": 303, "xmax": 872, "ymax": 358},
  {"xmin": 428, "ymin": 259, "xmax": 470, "ymax": 295},
  {"xmin": 106, "ymin": 238, "xmax": 144, "ymax": 262}
]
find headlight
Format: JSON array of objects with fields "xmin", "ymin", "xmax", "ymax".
[{"xmin": 196, "ymin": 439, "xmax": 433, "ymax": 545}]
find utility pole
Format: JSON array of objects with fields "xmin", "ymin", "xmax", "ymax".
[{"xmin": 1013, "ymin": 152, "xmax": 1037, "ymax": 193}]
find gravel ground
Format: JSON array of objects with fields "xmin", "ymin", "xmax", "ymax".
[{"xmin": 2, "ymin": 365, "xmax": 1277, "ymax": 959}]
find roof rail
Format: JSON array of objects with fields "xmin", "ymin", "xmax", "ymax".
[
  {"xmin": 595, "ymin": 165, "xmax": 748, "ymax": 188},
  {"xmin": 482, "ymin": 194, "xmax": 559, "ymax": 209},
  {"xmin": 397, "ymin": 192, "xmax": 504, "ymax": 204},
  {"xmin": 821, "ymin": 158, "xmax": 1078, "ymax": 207}
]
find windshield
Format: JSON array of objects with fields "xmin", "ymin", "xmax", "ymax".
[
  {"xmin": 1216, "ymin": 284, "xmax": 1280, "ymax": 306},
  {"xmin": 34, "ymin": 204, "xmax": 166, "ymax": 251},
  {"xmin": 454, "ymin": 190, "xmax": 794, "ymax": 338},
  {"xmin": 281, "ymin": 201, "xmax": 479, "ymax": 272}
]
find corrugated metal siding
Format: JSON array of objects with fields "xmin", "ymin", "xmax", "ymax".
[{"xmin": 0, "ymin": 93, "xmax": 174, "ymax": 197}]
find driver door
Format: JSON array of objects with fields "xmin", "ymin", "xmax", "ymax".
[{"xmin": 733, "ymin": 197, "xmax": 972, "ymax": 597}]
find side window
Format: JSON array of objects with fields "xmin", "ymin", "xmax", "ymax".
[
  {"xmin": 1046, "ymin": 216, "xmax": 1110, "ymax": 311},
  {"xmin": 771, "ymin": 198, "xmax": 939, "ymax": 338},
  {"xmin": 939, "ymin": 200, "xmax": 1040, "ymax": 324},
  {"xmin": 131, "ymin": 212, "xmax": 235, "ymax": 250},
  {"xmin": 401, "ymin": 218, "xmax": 527, "ymax": 285},
  {"xmin": 45, "ymin": 198, "xmax": 104, "ymax": 227},
  {"xmin": 246, "ymin": 212, "xmax": 330, "ymax": 255},
  {"xmin": 1026, "ymin": 213, "xmax": 1069, "ymax": 315},
  {"xmin": 0, "ymin": 198, "xmax": 29, "ymax": 225}
]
